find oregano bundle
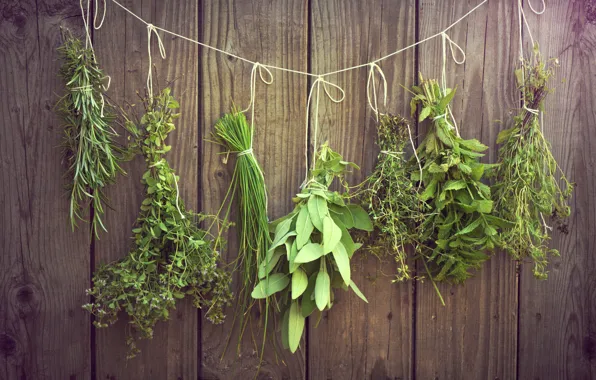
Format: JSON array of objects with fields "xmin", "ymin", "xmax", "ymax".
[
  {"xmin": 410, "ymin": 77, "xmax": 506, "ymax": 283},
  {"xmin": 57, "ymin": 28, "xmax": 125, "ymax": 236},
  {"xmin": 84, "ymin": 89, "xmax": 232, "ymax": 358},
  {"xmin": 491, "ymin": 47, "xmax": 573, "ymax": 279},
  {"xmin": 253, "ymin": 143, "xmax": 371, "ymax": 353}
]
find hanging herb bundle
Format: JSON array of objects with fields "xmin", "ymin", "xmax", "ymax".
[
  {"xmin": 358, "ymin": 114, "xmax": 423, "ymax": 282},
  {"xmin": 57, "ymin": 28, "xmax": 124, "ymax": 237},
  {"xmin": 83, "ymin": 88, "xmax": 232, "ymax": 358},
  {"xmin": 212, "ymin": 111, "xmax": 271, "ymax": 347},
  {"xmin": 252, "ymin": 143, "xmax": 372, "ymax": 353},
  {"xmin": 490, "ymin": 47, "xmax": 573, "ymax": 279},
  {"xmin": 410, "ymin": 76, "xmax": 507, "ymax": 283}
]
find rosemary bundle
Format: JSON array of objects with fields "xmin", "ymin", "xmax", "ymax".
[
  {"xmin": 491, "ymin": 48, "xmax": 573, "ymax": 279},
  {"xmin": 212, "ymin": 111, "xmax": 271, "ymax": 346},
  {"xmin": 254, "ymin": 143, "xmax": 371, "ymax": 353},
  {"xmin": 84, "ymin": 89, "xmax": 232, "ymax": 358},
  {"xmin": 358, "ymin": 114, "xmax": 423, "ymax": 281},
  {"xmin": 57, "ymin": 28, "xmax": 124, "ymax": 237},
  {"xmin": 410, "ymin": 77, "xmax": 505, "ymax": 283}
]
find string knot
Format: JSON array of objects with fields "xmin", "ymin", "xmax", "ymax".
[
  {"xmin": 241, "ymin": 62, "xmax": 274, "ymax": 113},
  {"xmin": 237, "ymin": 148, "xmax": 253, "ymax": 157},
  {"xmin": 366, "ymin": 62, "xmax": 388, "ymax": 120},
  {"xmin": 441, "ymin": 32, "xmax": 466, "ymax": 65}
]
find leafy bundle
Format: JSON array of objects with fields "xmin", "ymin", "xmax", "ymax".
[
  {"xmin": 358, "ymin": 114, "xmax": 423, "ymax": 281},
  {"xmin": 252, "ymin": 143, "xmax": 372, "ymax": 353},
  {"xmin": 84, "ymin": 89, "xmax": 232, "ymax": 358},
  {"xmin": 57, "ymin": 28, "xmax": 124, "ymax": 237},
  {"xmin": 491, "ymin": 49, "xmax": 573, "ymax": 279},
  {"xmin": 410, "ymin": 77, "xmax": 506, "ymax": 283},
  {"xmin": 212, "ymin": 111, "xmax": 271, "ymax": 345}
]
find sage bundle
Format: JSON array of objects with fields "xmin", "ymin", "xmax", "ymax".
[
  {"xmin": 253, "ymin": 143, "xmax": 371, "ymax": 353},
  {"xmin": 57, "ymin": 28, "xmax": 124, "ymax": 237},
  {"xmin": 491, "ymin": 48, "xmax": 573, "ymax": 279},
  {"xmin": 84, "ymin": 89, "xmax": 232, "ymax": 358},
  {"xmin": 410, "ymin": 77, "xmax": 505, "ymax": 284},
  {"xmin": 358, "ymin": 114, "xmax": 422, "ymax": 281}
]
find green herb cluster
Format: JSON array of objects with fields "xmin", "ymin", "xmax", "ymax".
[
  {"xmin": 358, "ymin": 115, "xmax": 423, "ymax": 281},
  {"xmin": 212, "ymin": 111, "xmax": 271, "ymax": 346},
  {"xmin": 491, "ymin": 48, "xmax": 573, "ymax": 279},
  {"xmin": 57, "ymin": 28, "xmax": 124, "ymax": 237},
  {"xmin": 84, "ymin": 89, "xmax": 232, "ymax": 358},
  {"xmin": 410, "ymin": 77, "xmax": 507, "ymax": 283},
  {"xmin": 252, "ymin": 143, "xmax": 372, "ymax": 353}
]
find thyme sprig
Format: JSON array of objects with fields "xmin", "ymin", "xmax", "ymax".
[
  {"xmin": 57, "ymin": 28, "xmax": 125, "ymax": 237},
  {"xmin": 491, "ymin": 48, "xmax": 573, "ymax": 279},
  {"xmin": 84, "ymin": 89, "xmax": 232, "ymax": 358}
]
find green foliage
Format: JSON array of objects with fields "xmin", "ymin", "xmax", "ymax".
[
  {"xmin": 57, "ymin": 28, "xmax": 125, "ymax": 237},
  {"xmin": 83, "ymin": 89, "xmax": 232, "ymax": 358},
  {"xmin": 255, "ymin": 143, "xmax": 370, "ymax": 353},
  {"xmin": 410, "ymin": 76, "xmax": 502, "ymax": 283},
  {"xmin": 490, "ymin": 48, "xmax": 573, "ymax": 279},
  {"xmin": 358, "ymin": 114, "xmax": 424, "ymax": 281}
]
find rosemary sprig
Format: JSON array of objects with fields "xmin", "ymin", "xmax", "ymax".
[
  {"xmin": 57, "ymin": 28, "xmax": 125, "ymax": 237},
  {"xmin": 491, "ymin": 47, "xmax": 573, "ymax": 279}
]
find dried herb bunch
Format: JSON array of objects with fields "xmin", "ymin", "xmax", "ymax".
[
  {"xmin": 410, "ymin": 76, "xmax": 506, "ymax": 283},
  {"xmin": 84, "ymin": 89, "xmax": 232, "ymax": 358},
  {"xmin": 491, "ymin": 48, "xmax": 573, "ymax": 279},
  {"xmin": 254, "ymin": 143, "xmax": 371, "ymax": 353},
  {"xmin": 57, "ymin": 28, "xmax": 124, "ymax": 237},
  {"xmin": 212, "ymin": 111, "xmax": 271, "ymax": 349},
  {"xmin": 358, "ymin": 114, "xmax": 422, "ymax": 281}
]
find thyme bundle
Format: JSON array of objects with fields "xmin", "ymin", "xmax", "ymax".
[
  {"xmin": 84, "ymin": 89, "xmax": 232, "ymax": 358},
  {"xmin": 57, "ymin": 28, "xmax": 124, "ymax": 237},
  {"xmin": 212, "ymin": 111, "xmax": 271, "ymax": 347},
  {"xmin": 358, "ymin": 114, "xmax": 422, "ymax": 281},
  {"xmin": 253, "ymin": 143, "xmax": 371, "ymax": 353},
  {"xmin": 491, "ymin": 48, "xmax": 573, "ymax": 279},
  {"xmin": 410, "ymin": 77, "xmax": 506, "ymax": 283}
]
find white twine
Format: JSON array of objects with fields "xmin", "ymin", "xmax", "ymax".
[
  {"xmin": 146, "ymin": 23, "xmax": 166, "ymax": 99},
  {"xmin": 94, "ymin": 0, "xmax": 107, "ymax": 29},
  {"xmin": 80, "ymin": 0, "xmax": 93, "ymax": 50},
  {"xmin": 173, "ymin": 175, "xmax": 186, "ymax": 220},
  {"xmin": 517, "ymin": 0, "xmax": 545, "ymax": 115},
  {"xmin": 440, "ymin": 32, "xmax": 466, "ymax": 137},
  {"xmin": 304, "ymin": 76, "xmax": 345, "ymax": 184},
  {"xmin": 366, "ymin": 63, "xmax": 388, "ymax": 121}
]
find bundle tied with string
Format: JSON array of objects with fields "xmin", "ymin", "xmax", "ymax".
[{"xmin": 490, "ymin": 0, "xmax": 573, "ymax": 280}]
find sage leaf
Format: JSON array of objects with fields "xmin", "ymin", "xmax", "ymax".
[
  {"xmin": 288, "ymin": 301, "xmax": 305, "ymax": 353},
  {"xmin": 322, "ymin": 215, "xmax": 342, "ymax": 253},
  {"xmin": 251, "ymin": 273, "xmax": 290, "ymax": 299},
  {"xmin": 292, "ymin": 268, "xmax": 308, "ymax": 299},
  {"xmin": 331, "ymin": 242, "xmax": 350, "ymax": 285},
  {"xmin": 301, "ymin": 274, "xmax": 317, "ymax": 317},
  {"xmin": 349, "ymin": 280, "xmax": 368, "ymax": 303},
  {"xmin": 308, "ymin": 195, "xmax": 328, "ymax": 232},
  {"xmin": 346, "ymin": 204, "xmax": 373, "ymax": 232},
  {"xmin": 295, "ymin": 243, "xmax": 325, "ymax": 264},
  {"xmin": 296, "ymin": 205, "xmax": 314, "ymax": 249},
  {"xmin": 315, "ymin": 270, "xmax": 330, "ymax": 311}
]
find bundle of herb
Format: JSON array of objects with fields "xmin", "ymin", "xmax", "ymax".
[
  {"xmin": 410, "ymin": 76, "xmax": 505, "ymax": 283},
  {"xmin": 491, "ymin": 48, "xmax": 573, "ymax": 279},
  {"xmin": 212, "ymin": 111, "xmax": 271, "ymax": 347},
  {"xmin": 57, "ymin": 28, "xmax": 125, "ymax": 237},
  {"xmin": 83, "ymin": 88, "xmax": 232, "ymax": 358},
  {"xmin": 358, "ymin": 114, "xmax": 423, "ymax": 281},
  {"xmin": 252, "ymin": 143, "xmax": 372, "ymax": 353}
]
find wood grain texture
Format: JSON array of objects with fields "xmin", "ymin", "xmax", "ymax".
[
  {"xmin": 199, "ymin": 1, "xmax": 308, "ymax": 379},
  {"xmin": 414, "ymin": 1, "xmax": 519, "ymax": 379},
  {"xmin": 307, "ymin": 1, "xmax": 415, "ymax": 379},
  {"xmin": 0, "ymin": 1, "xmax": 91, "ymax": 379},
  {"xmin": 518, "ymin": 1, "xmax": 596, "ymax": 379},
  {"xmin": 93, "ymin": 0, "xmax": 200, "ymax": 378}
]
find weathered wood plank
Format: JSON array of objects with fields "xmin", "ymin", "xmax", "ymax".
[
  {"xmin": 414, "ymin": 1, "xmax": 518, "ymax": 379},
  {"xmin": 518, "ymin": 1, "xmax": 596, "ymax": 379},
  {"xmin": 0, "ymin": 1, "xmax": 91, "ymax": 379},
  {"xmin": 307, "ymin": 1, "xmax": 415, "ymax": 379},
  {"xmin": 199, "ymin": 1, "xmax": 308, "ymax": 379},
  {"xmin": 93, "ymin": 0, "xmax": 200, "ymax": 378}
]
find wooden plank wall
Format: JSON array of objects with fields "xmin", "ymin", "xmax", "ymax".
[{"xmin": 0, "ymin": 0, "xmax": 594, "ymax": 379}]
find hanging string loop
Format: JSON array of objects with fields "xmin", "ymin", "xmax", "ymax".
[
  {"xmin": 146, "ymin": 23, "xmax": 167, "ymax": 99},
  {"xmin": 366, "ymin": 63, "xmax": 388, "ymax": 120}
]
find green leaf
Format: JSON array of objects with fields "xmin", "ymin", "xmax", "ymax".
[
  {"xmin": 258, "ymin": 248, "xmax": 284, "ymax": 279},
  {"xmin": 288, "ymin": 301, "xmax": 305, "ymax": 353},
  {"xmin": 289, "ymin": 240, "xmax": 300, "ymax": 273},
  {"xmin": 419, "ymin": 106, "xmax": 432, "ymax": 122},
  {"xmin": 472, "ymin": 199, "xmax": 493, "ymax": 214},
  {"xmin": 301, "ymin": 274, "xmax": 318, "ymax": 317},
  {"xmin": 470, "ymin": 163, "xmax": 485, "ymax": 181},
  {"xmin": 281, "ymin": 308, "xmax": 290, "ymax": 350},
  {"xmin": 496, "ymin": 127, "xmax": 518, "ymax": 144},
  {"xmin": 308, "ymin": 195, "xmax": 328, "ymax": 232},
  {"xmin": 274, "ymin": 217, "xmax": 294, "ymax": 240},
  {"xmin": 347, "ymin": 204, "xmax": 373, "ymax": 232},
  {"xmin": 444, "ymin": 179, "xmax": 467, "ymax": 191},
  {"xmin": 332, "ymin": 242, "xmax": 350, "ymax": 285},
  {"xmin": 322, "ymin": 215, "xmax": 342, "ymax": 253},
  {"xmin": 251, "ymin": 273, "xmax": 290, "ymax": 299},
  {"xmin": 460, "ymin": 138, "xmax": 488, "ymax": 152},
  {"xmin": 435, "ymin": 125, "xmax": 453, "ymax": 147},
  {"xmin": 292, "ymin": 268, "xmax": 308, "ymax": 299},
  {"xmin": 438, "ymin": 87, "xmax": 456, "ymax": 110},
  {"xmin": 295, "ymin": 205, "xmax": 314, "ymax": 249},
  {"xmin": 420, "ymin": 179, "xmax": 438, "ymax": 201},
  {"xmin": 454, "ymin": 217, "xmax": 482, "ymax": 236},
  {"xmin": 349, "ymin": 280, "xmax": 368, "ymax": 303},
  {"xmin": 329, "ymin": 204, "xmax": 354, "ymax": 229},
  {"xmin": 295, "ymin": 243, "xmax": 325, "ymax": 264},
  {"xmin": 269, "ymin": 231, "xmax": 297, "ymax": 252},
  {"xmin": 315, "ymin": 270, "xmax": 330, "ymax": 311}
]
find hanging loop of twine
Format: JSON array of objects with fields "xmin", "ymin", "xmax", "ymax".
[
  {"xmin": 80, "ymin": 0, "xmax": 94, "ymax": 50},
  {"xmin": 528, "ymin": 0, "xmax": 546, "ymax": 15},
  {"xmin": 241, "ymin": 62, "xmax": 274, "ymax": 114},
  {"xmin": 146, "ymin": 23, "xmax": 167, "ymax": 99},
  {"xmin": 366, "ymin": 63, "xmax": 388, "ymax": 120},
  {"xmin": 442, "ymin": 32, "xmax": 466, "ymax": 65},
  {"xmin": 440, "ymin": 32, "xmax": 464, "ymax": 137},
  {"xmin": 94, "ymin": 0, "xmax": 107, "ymax": 29}
]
